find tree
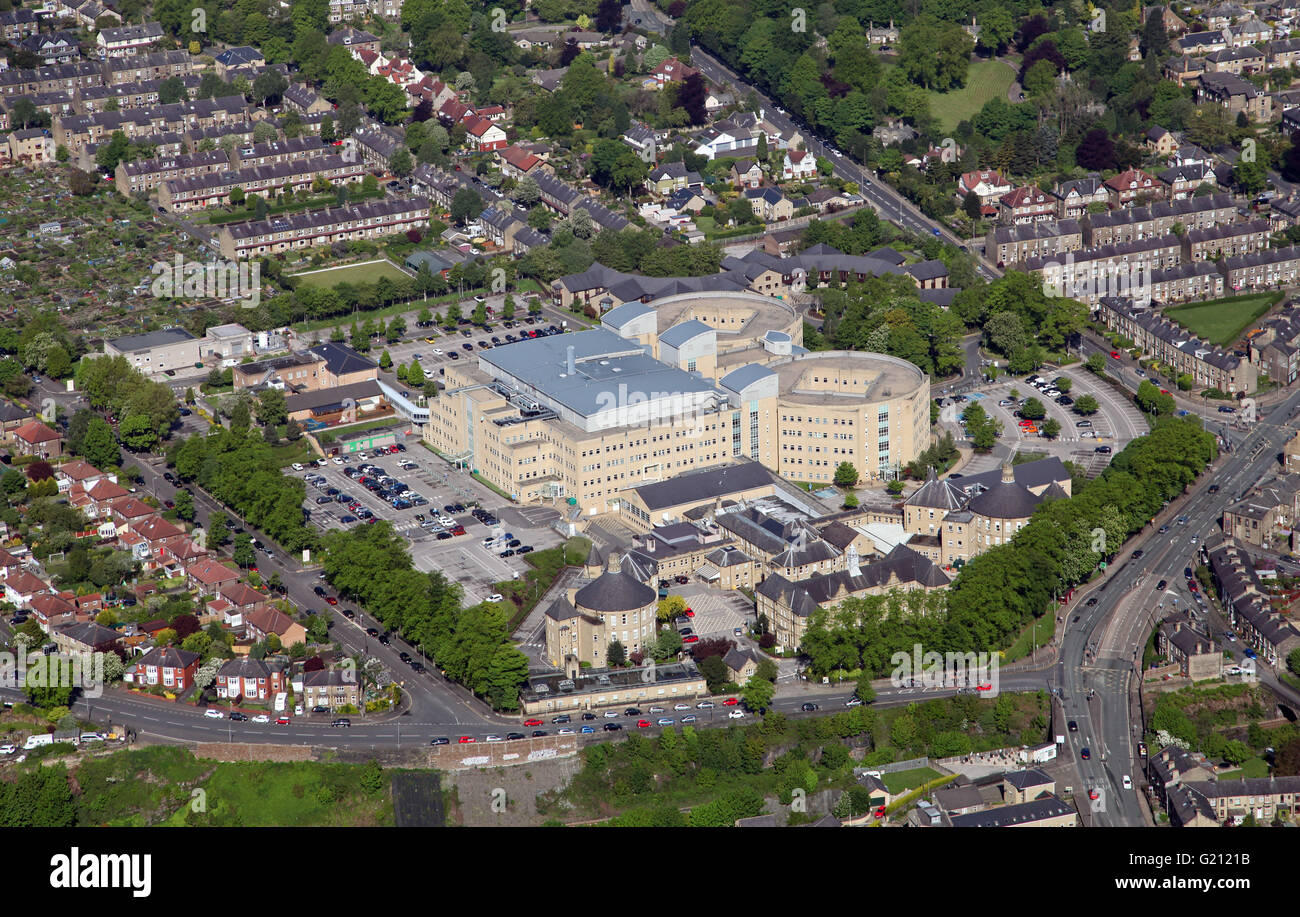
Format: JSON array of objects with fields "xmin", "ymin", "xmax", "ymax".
[
  {"xmin": 833, "ymin": 461, "xmax": 859, "ymax": 488},
  {"xmin": 173, "ymin": 490, "xmax": 195, "ymax": 521},
  {"xmin": 207, "ymin": 512, "xmax": 230, "ymax": 549},
  {"xmin": 962, "ymin": 402, "xmax": 1001, "ymax": 451},
  {"xmin": 657, "ymin": 595, "xmax": 686, "ymax": 621},
  {"xmin": 388, "ymin": 147, "xmax": 413, "ymax": 177},
  {"xmin": 606, "ymin": 639, "xmax": 627, "ymax": 667},
  {"xmin": 854, "ymin": 672, "xmax": 876, "ymax": 703},
  {"xmin": 256, "ymin": 388, "xmax": 287, "ymax": 427},
  {"xmin": 379, "ymin": 349, "xmax": 393, "ymax": 371},
  {"xmin": 655, "ymin": 628, "xmax": 683, "ymax": 660},
  {"xmin": 1021, "ymin": 397, "xmax": 1046, "ymax": 420},
  {"xmin": 1074, "ymin": 394, "xmax": 1100, "ymax": 415},
  {"xmin": 119, "ymin": 414, "xmax": 159, "ymax": 452},
  {"xmin": 1086, "ymin": 352, "xmax": 1106, "ymax": 374},
  {"xmin": 1075, "ymin": 127, "xmax": 1117, "ymax": 171},
  {"xmin": 451, "ymin": 187, "xmax": 483, "ymax": 225},
  {"xmin": 963, "ymin": 191, "xmax": 982, "ymax": 220},
  {"xmin": 232, "ymin": 533, "xmax": 255, "ymax": 568},
  {"xmin": 1041, "ymin": 417, "xmax": 1062, "ymax": 439},
  {"xmin": 741, "ymin": 676, "xmax": 775, "ymax": 713}
]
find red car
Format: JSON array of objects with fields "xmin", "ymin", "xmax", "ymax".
[
  {"xmin": 326, "ymin": 596, "xmax": 338, "ymax": 605},
  {"xmin": 1160, "ymin": 389, "xmax": 1170, "ymax": 395},
  {"xmin": 637, "ymin": 719, "xmax": 651, "ymax": 728},
  {"xmin": 874, "ymin": 805, "xmax": 887, "ymax": 818},
  {"xmin": 275, "ymin": 716, "xmax": 290, "ymax": 725},
  {"xmin": 458, "ymin": 736, "xmax": 476, "ymax": 743},
  {"xmin": 1088, "ymin": 788, "xmax": 1100, "ymax": 800},
  {"xmin": 976, "ymin": 683, "xmax": 993, "ymax": 691},
  {"xmin": 683, "ymin": 635, "xmax": 699, "ymax": 644},
  {"xmin": 684, "ymin": 608, "xmax": 694, "ymax": 617},
  {"xmin": 524, "ymin": 718, "xmax": 543, "ymax": 727},
  {"xmin": 1109, "ymin": 350, "xmax": 1120, "ymax": 358},
  {"xmin": 723, "ymin": 698, "xmax": 739, "ymax": 706}
]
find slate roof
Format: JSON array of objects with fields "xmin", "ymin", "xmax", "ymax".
[
  {"xmin": 632, "ymin": 461, "xmax": 775, "ymax": 512},
  {"xmin": 308, "ymin": 341, "xmax": 379, "ymax": 377},
  {"xmin": 574, "ymin": 570, "xmax": 656, "ymax": 612}
]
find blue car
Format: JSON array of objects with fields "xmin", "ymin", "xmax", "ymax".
[
  {"xmin": 340, "ymin": 515, "xmax": 357, "ymax": 524},
  {"xmin": 1244, "ymin": 649, "xmax": 1257, "ymax": 659},
  {"xmin": 580, "ymin": 726, "xmax": 595, "ymax": 734}
]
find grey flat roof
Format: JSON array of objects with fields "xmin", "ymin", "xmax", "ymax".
[
  {"xmin": 108, "ymin": 327, "xmax": 197, "ymax": 352},
  {"xmin": 478, "ymin": 327, "xmax": 718, "ymax": 420}
]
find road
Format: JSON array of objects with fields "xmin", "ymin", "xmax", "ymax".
[
  {"xmin": 1060, "ymin": 382, "xmax": 1300, "ymax": 825},
  {"xmin": 687, "ymin": 44, "xmax": 1003, "ymax": 282}
]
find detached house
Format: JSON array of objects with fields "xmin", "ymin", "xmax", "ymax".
[
  {"xmin": 744, "ymin": 186, "xmax": 793, "ymax": 222},
  {"xmin": 957, "ymin": 169, "xmax": 1012, "ymax": 216},
  {"xmin": 646, "ymin": 160, "xmax": 702, "ymax": 197},
  {"xmin": 646, "ymin": 56, "xmax": 698, "ymax": 89},
  {"xmin": 730, "ymin": 158, "xmax": 764, "ymax": 189},
  {"xmin": 782, "ymin": 149, "xmax": 816, "ymax": 181},
  {"xmin": 463, "ymin": 113, "xmax": 507, "ymax": 151}
]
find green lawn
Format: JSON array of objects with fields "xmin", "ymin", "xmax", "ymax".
[
  {"xmin": 882, "ymin": 766, "xmax": 942, "ymax": 794},
  {"xmin": 1164, "ymin": 292, "xmax": 1283, "ymax": 347},
  {"xmin": 1220, "ymin": 757, "xmax": 1271, "ymax": 780},
  {"xmin": 926, "ymin": 60, "xmax": 1018, "ymax": 133},
  {"xmin": 290, "ymin": 259, "xmax": 411, "ymax": 289}
]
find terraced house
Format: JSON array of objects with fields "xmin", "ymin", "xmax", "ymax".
[
  {"xmin": 1097, "ymin": 297, "xmax": 1256, "ymax": 392},
  {"xmin": 216, "ymin": 197, "xmax": 432, "ymax": 259},
  {"xmin": 113, "ymin": 149, "xmax": 231, "ymax": 195},
  {"xmin": 1084, "ymin": 193, "xmax": 1237, "ymax": 246},
  {"xmin": 158, "ymin": 154, "xmax": 366, "ymax": 213},
  {"xmin": 987, "ymin": 220, "xmax": 1084, "ymax": 267}
]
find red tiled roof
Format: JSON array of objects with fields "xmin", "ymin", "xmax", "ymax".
[
  {"xmin": 13, "ymin": 420, "xmax": 60, "ymax": 444},
  {"xmin": 57, "ymin": 460, "xmax": 102, "ymax": 481}
]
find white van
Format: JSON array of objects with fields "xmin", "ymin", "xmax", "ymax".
[{"xmin": 23, "ymin": 734, "xmax": 53, "ymax": 750}]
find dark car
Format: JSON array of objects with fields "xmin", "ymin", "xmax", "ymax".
[
  {"xmin": 800, "ymin": 702, "xmax": 819, "ymax": 712},
  {"xmin": 313, "ymin": 585, "xmax": 326, "ymax": 596},
  {"xmin": 1156, "ymin": 579, "xmax": 1167, "ymax": 590},
  {"xmin": 624, "ymin": 708, "xmax": 642, "ymax": 717},
  {"xmin": 552, "ymin": 714, "xmax": 571, "ymax": 724},
  {"xmin": 410, "ymin": 661, "xmax": 425, "ymax": 673},
  {"xmin": 603, "ymin": 723, "xmax": 623, "ymax": 731},
  {"xmin": 229, "ymin": 712, "xmax": 249, "ymax": 721},
  {"xmin": 1068, "ymin": 720, "xmax": 1078, "ymax": 732},
  {"xmin": 332, "ymin": 718, "xmax": 351, "ymax": 727},
  {"xmin": 517, "ymin": 545, "xmax": 534, "ymax": 554},
  {"xmin": 581, "ymin": 712, "xmax": 596, "ymax": 721},
  {"xmin": 1081, "ymin": 747, "xmax": 1090, "ymax": 760},
  {"xmin": 1131, "ymin": 550, "xmax": 1144, "ymax": 559},
  {"xmin": 531, "ymin": 730, "xmax": 548, "ymax": 737},
  {"xmin": 1095, "ymin": 445, "xmax": 1112, "ymax": 454},
  {"xmin": 1086, "ymin": 597, "xmax": 1098, "ymax": 607},
  {"xmin": 430, "ymin": 736, "xmax": 450, "ymax": 745},
  {"xmin": 366, "ymin": 627, "xmax": 380, "ymax": 637},
  {"xmin": 1208, "ymin": 484, "xmax": 1220, "ymax": 494},
  {"xmin": 311, "ymin": 705, "xmax": 329, "ymax": 714},
  {"xmin": 506, "ymin": 732, "xmax": 527, "ymax": 741},
  {"xmin": 1072, "ymin": 615, "xmax": 1080, "ymax": 623}
]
